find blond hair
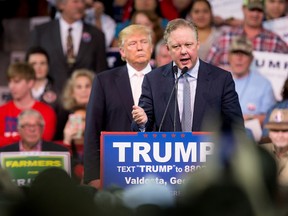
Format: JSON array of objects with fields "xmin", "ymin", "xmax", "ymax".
[
  {"xmin": 61, "ymin": 69, "xmax": 95, "ymax": 111},
  {"xmin": 118, "ymin": 24, "xmax": 153, "ymax": 48}
]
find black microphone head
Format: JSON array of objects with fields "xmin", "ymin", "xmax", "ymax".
[
  {"xmin": 181, "ymin": 66, "xmax": 189, "ymax": 75},
  {"xmin": 173, "ymin": 65, "xmax": 178, "ymax": 75}
]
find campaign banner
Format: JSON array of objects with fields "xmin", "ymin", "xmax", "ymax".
[
  {"xmin": 208, "ymin": 0, "xmax": 243, "ymax": 20},
  {"xmin": 101, "ymin": 132, "xmax": 214, "ymax": 195},
  {"xmin": 263, "ymin": 16, "xmax": 288, "ymax": 45},
  {"xmin": 250, "ymin": 51, "xmax": 288, "ymax": 101},
  {"xmin": 0, "ymin": 151, "xmax": 71, "ymax": 186}
]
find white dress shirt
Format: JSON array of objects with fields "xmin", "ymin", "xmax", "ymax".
[
  {"xmin": 59, "ymin": 17, "xmax": 83, "ymax": 56},
  {"xmin": 127, "ymin": 63, "xmax": 152, "ymax": 105}
]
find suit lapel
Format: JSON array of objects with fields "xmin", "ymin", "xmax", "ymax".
[
  {"xmin": 54, "ymin": 20, "xmax": 66, "ymax": 61},
  {"xmin": 114, "ymin": 66, "xmax": 134, "ymax": 122},
  {"xmin": 193, "ymin": 60, "xmax": 211, "ymax": 131},
  {"xmin": 41, "ymin": 141, "xmax": 48, "ymax": 151},
  {"xmin": 162, "ymin": 64, "xmax": 181, "ymax": 131},
  {"xmin": 77, "ymin": 24, "xmax": 89, "ymax": 63}
]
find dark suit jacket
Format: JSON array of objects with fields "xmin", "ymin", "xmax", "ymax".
[
  {"xmin": 30, "ymin": 20, "xmax": 108, "ymax": 93},
  {"xmin": 84, "ymin": 65, "xmax": 135, "ymax": 183},
  {"xmin": 0, "ymin": 141, "xmax": 69, "ymax": 152},
  {"xmin": 134, "ymin": 60, "xmax": 245, "ymax": 133}
]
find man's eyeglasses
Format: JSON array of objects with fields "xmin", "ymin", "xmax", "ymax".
[
  {"xmin": 20, "ymin": 124, "xmax": 43, "ymax": 130},
  {"xmin": 270, "ymin": 129, "xmax": 288, "ymax": 133}
]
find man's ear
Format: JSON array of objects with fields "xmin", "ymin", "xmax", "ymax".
[
  {"xmin": 28, "ymin": 79, "xmax": 35, "ymax": 89},
  {"xmin": 119, "ymin": 47, "xmax": 124, "ymax": 56},
  {"xmin": 150, "ymin": 44, "xmax": 154, "ymax": 54},
  {"xmin": 119, "ymin": 47, "xmax": 126, "ymax": 61},
  {"xmin": 166, "ymin": 44, "xmax": 170, "ymax": 51}
]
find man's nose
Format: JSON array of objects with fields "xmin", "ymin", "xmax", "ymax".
[
  {"xmin": 180, "ymin": 45, "xmax": 188, "ymax": 54},
  {"xmin": 137, "ymin": 42, "xmax": 144, "ymax": 50}
]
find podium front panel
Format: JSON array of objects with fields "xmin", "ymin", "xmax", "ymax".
[{"xmin": 101, "ymin": 132, "xmax": 215, "ymax": 194}]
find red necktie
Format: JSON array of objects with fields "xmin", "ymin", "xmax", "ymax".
[{"xmin": 67, "ymin": 27, "xmax": 75, "ymax": 66}]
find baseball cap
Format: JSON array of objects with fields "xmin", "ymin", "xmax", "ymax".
[
  {"xmin": 265, "ymin": 109, "xmax": 288, "ymax": 130},
  {"xmin": 229, "ymin": 36, "xmax": 253, "ymax": 56},
  {"xmin": 243, "ymin": 0, "xmax": 264, "ymax": 11}
]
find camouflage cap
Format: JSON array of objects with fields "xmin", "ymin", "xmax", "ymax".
[
  {"xmin": 265, "ymin": 109, "xmax": 288, "ymax": 130},
  {"xmin": 229, "ymin": 36, "xmax": 253, "ymax": 55},
  {"xmin": 243, "ymin": 0, "xmax": 264, "ymax": 11}
]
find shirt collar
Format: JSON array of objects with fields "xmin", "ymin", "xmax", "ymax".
[
  {"xmin": 59, "ymin": 17, "xmax": 83, "ymax": 31},
  {"xmin": 173, "ymin": 58, "xmax": 200, "ymax": 79},
  {"xmin": 272, "ymin": 145, "xmax": 288, "ymax": 158},
  {"xmin": 127, "ymin": 63, "xmax": 152, "ymax": 79},
  {"xmin": 19, "ymin": 140, "xmax": 42, "ymax": 151}
]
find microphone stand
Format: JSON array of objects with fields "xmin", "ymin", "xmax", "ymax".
[
  {"xmin": 158, "ymin": 66, "xmax": 188, "ymax": 132},
  {"xmin": 173, "ymin": 81, "xmax": 178, "ymax": 132}
]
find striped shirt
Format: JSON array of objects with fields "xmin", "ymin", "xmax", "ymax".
[{"xmin": 206, "ymin": 26, "xmax": 288, "ymax": 68}]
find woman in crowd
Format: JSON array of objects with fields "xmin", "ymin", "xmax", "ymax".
[
  {"xmin": 264, "ymin": 0, "xmax": 287, "ymax": 20},
  {"xmin": 112, "ymin": 0, "xmax": 168, "ymax": 47},
  {"xmin": 25, "ymin": 46, "xmax": 58, "ymax": 109},
  {"xmin": 55, "ymin": 69, "xmax": 94, "ymax": 183},
  {"xmin": 54, "ymin": 69, "xmax": 94, "ymax": 141},
  {"xmin": 187, "ymin": 0, "xmax": 221, "ymax": 60},
  {"xmin": 62, "ymin": 105, "xmax": 87, "ymax": 183},
  {"xmin": 131, "ymin": 10, "xmax": 164, "ymax": 48},
  {"xmin": 61, "ymin": 69, "xmax": 94, "ymax": 111},
  {"xmin": 160, "ymin": 0, "xmax": 193, "ymax": 20}
]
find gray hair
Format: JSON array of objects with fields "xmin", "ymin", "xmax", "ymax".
[
  {"xmin": 155, "ymin": 39, "xmax": 167, "ymax": 56},
  {"xmin": 17, "ymin": 109, "xmax": 45, "ymax": 129}
]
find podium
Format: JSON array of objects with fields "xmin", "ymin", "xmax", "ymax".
[{"xmin": 101, "ymin": 132, "xmax": 214, "ymax": 194}]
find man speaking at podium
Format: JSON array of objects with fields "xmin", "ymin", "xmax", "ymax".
[{"xmin": 132, "ymin": 19, "xmax": 245, "ymax": 133}]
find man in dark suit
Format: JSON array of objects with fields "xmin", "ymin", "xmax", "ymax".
[
  {"xmin": 0, "ymin": 140, "xmax": 68, "ymax": 152},
  {"xmin": 30, "ymin": 0, "xmax": 108, "ymax": 93},
  {"xmin": 84, "ymin": 24, "xmax": 154, "ymax": 189},
  {"xmin": 132, "ymin": 18, "xmax": 245, "ymax": 133},
  {"xmin": 0, "ymin": 109, "xmax": 69, "ymax": 152}
]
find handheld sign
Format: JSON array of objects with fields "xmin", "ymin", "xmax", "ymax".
[
  {"xmin": 251, "ymin": 51, "xmax": 288, "ymax": 101},
  {"xmin": 0, "ymin": 151, "xmax": 71, "ymax": 186}
]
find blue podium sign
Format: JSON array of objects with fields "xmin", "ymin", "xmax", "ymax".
[{"xmin": 101, "ymin": 132, "xmax": 214, "ymax": 194}]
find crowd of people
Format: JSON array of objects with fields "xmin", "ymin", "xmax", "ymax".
[{"xmin": 1, "ymin": 0, "xmax": 288, "ymax": 215}]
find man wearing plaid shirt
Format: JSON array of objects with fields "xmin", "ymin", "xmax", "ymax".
[{"xmin": 206, "ymin": 0, "xmax": 288, "ymax": 70}]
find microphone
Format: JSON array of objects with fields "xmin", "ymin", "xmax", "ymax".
[{"xmin": 158, "ymin": 66, "xmax": 188, "ymax": 132}]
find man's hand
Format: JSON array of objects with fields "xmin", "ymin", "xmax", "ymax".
[
  {"xmin": 88, "ymin": 179, "xmax": 101, "ymax": 189},
  {"xmin": 132, "ymin": 105, "xmax": 147, "ymax": 126}
]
